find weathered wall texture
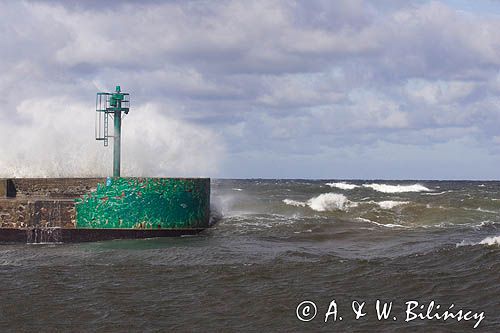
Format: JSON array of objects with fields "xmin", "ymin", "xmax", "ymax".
[
  {"xmin": 0, "ymin": 199, "xmax": 75, "ymax": 229},
  {"xmin": 11, "ymin": 178, "xmax": 103, "ymax": 198},
  {"xmin": 0, "ymin": 179, "xmax": 16, "ymax": 198},
  {"xmin": 0, "ymin": 178, "xmax": 101, "ymax": 229},
  {"xmin": 75, "ymin": 178, "xmax": 210, "ymax": 229}
]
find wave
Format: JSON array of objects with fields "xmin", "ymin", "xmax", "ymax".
[
  {"xmin": 325, "ymin": 182, "xmax": 359, "ymax": 190},
  {"xmin": 457, "ymin": 235, "xmax": 500, "ymax": 247},
  {"xmin": 422, "ymin": 190, "xmax": 453, "ymax": 196},
  {"xmin": 308, "ymin": 193, "xmax": 357, "ymax": 212},
  {"xmin": 284, "ymin": 195, "xmax": 410, "ymax": 212},
  {"xmin": 283, "ymin": 193, "xmax": 356, "ymax": 212},
  {"xmin": 473, "ymin": 220, "xmax": 499, "ymax": 230},
  {"xmin": 477, "ymin": 207, "xmax": 498, "ymax": 214},
  {"xmin": 355, "ymin": 217, "xmax": 407, "ymax": 228},
  {"xmin": 282, "ymin": 199, "xmax": 306, "ymax": 207},
  {"xmin": 479, "ymin": 235, "xmax": 500, "ymax": 246},
  {"xmin": 376, "ymin": 201, "xmax": 409, "ymax": 209},
  {"xmin": 463, "ymin": 207, "xmax": 498, "ymax": 214},
  {"xmin": 362, "ymin": 183, "xmax": 431, "ymax": 193}
]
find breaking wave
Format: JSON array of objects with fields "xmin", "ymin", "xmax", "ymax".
[
  {"xmin": 308, "ymin": 193, "xmax": 356, "ymax": 211},
  {"xmin": 326, "ymin": 182, "xmax": 359, "ymax": 190},
  {"xmin": 362, "ymin": 183, "xmax": 431, "ymax": 193},
  {"xmin": 282, "ymin": 199, "xmax": 306, "ymax": 207},
  {"xmin": 355, "ymin": 217, "xmax": 407, "ymax": 228},
  {"xmin": 479, "ymin": 236, "xmax": 500, "ymax": 246},
  {"xmin": 457, "ymin": 235, "xmax": 500, "ymax": 247},
  {"xmin": 283, "ymin": 193, "xmax": 356, "ymax": 212},
  {"xmin": 376, "ymin": 201, "xmax": 409, "ymax": 209},
  {"xmin": 422, "ymin": 190, "xmax": 453, "ymax": 196},
  {"xmin": 284, "ymin": 196, "xmax": 411, "ymax": 212}
]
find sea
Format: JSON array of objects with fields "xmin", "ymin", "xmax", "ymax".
[{"xmin": 0, "ymin": 179, "xmax": 498, "ymax": 332}]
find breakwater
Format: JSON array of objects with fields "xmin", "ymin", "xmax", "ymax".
[{"xmin": 0, "ymin": 177, "xmax": 210, "ymax": 243}]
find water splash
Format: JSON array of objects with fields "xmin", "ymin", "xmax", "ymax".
[
  {"xmin": 26, "ymin": 227, "xmax": 63, "ymax": 244},
  {"xmin": 0, "ymin": 99, "xmax": 224, "ymax": 177}
]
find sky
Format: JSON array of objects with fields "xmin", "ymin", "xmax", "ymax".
[{"xmin": 1, "ymin": 0, "xmax": 500, "ymax": 179}]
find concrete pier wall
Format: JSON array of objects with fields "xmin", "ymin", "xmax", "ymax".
[
  {"xmin": 0, "ymin": 178, "xmax": 104, "ymax": 229},
  {"xmin": 0, "ymin": 198, "xmax": 76, "ymax": 229},
  {"xmin": 0, "ymin": 178, "xmax": 210, "ymax": 231},
  {"xmin": 7, "ymin": 178, "xmax": 103, "ymax": 198},
  {"xmin": 75, "ymin": 178, "xmax": 210, "ymax": 229}
]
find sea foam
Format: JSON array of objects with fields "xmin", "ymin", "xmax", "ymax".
[
  {"xmin": 363, "ymin": 183, "xmax": 431, "ymax": 193},
  {"xmin": 376, "ymin": 201, "xmax": 409, "ymax": 209},
  {"xmin": 326, "ymin": 182, "xmax": 359, "ymax": 190},
  {"xmin": 282, "ymin": 199, "xmax": 306, "ymax": 207}
]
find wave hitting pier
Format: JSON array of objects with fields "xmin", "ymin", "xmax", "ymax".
[{"xmin": 0, "ymin": 177, "xmax": 210, "ymax": 243}]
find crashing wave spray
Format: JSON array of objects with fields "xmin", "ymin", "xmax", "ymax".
[{"xmin": 0, "ymin": 98, "xmax": 224, "ymax": 177}]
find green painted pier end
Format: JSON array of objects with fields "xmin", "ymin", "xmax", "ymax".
[{"xmin": 0, "ymin": 177, "xmax": 210, "ymax": 243}]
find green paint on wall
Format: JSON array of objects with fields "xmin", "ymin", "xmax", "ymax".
[{"xmin": 75, "ymin": 178, "xmax": 210, "ymax": 229}]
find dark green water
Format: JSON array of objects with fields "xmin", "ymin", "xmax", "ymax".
[{"xmin": 0, "ymin": 180, "xmax": 499, "ymax": 332}]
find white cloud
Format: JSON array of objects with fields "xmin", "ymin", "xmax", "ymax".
[
  {"xmin": 1, "ymin": 0, "xmax": 500, "ymax": 178},
  {"xmin": 405, "ymin": 79, "xmax": 477, "ymax": 105},
  {"xmin": 257, "ymin": 74, "xmax": 344, "ymax": 108}
]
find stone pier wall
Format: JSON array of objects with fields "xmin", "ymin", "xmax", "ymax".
[
  {"xmin": 0, "ymin": 178, "xmax": 103, "ymax": 229},
  {"xmin": 0, "ymin": 178, "xmax": 210, "ymax": 230},
  {"xmin": 0, "ymin": 199, "xmax": 76, "ymax": 229},
  {"xmin": 9, "ymin": 178, "xmax": 103, "ymax": 198}
]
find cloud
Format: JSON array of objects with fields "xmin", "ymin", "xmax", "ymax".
[{"xmin": 1, "ymin": 0, "xmax": 500, "ymax": 178}]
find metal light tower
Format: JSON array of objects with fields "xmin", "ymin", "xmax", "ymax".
[{"xmin": 95, "ymin": 85, "xmax": 130, "ymax": 177}]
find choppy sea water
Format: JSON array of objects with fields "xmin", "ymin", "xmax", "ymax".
[{"xmin": 0, "ymin": 179, "xmax": 499, "ymax": 332}]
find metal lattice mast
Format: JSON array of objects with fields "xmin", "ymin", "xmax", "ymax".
[{"xmin": 95, "ymin": 85, "xmax": 130, "ymax": 177}]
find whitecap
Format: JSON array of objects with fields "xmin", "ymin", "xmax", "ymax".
[
  {"xmin": 422, "ymin": 190, "xmax": 453, "ymax": 196},
  {"xmin": 285, "ymin": 193, "xmax": 357, "ymax": 212},
  {"xmin": 309, "ymin": 193, "xmax": 358, "ymax": 212},
  {"xmin": 477, "ymin": 207, "xmax": 497, "ymax": 214},
  {"xmin": 355, "ymin": 217, "xmax": 407, "ymax": 228},
  {"xmin": 376, "ymin": 200, "xmax": 409, "ymax": 209},
  {"xmin": 479, "ymin": 235, "xmax": 500, "ymax": 246},
  {"xmin": 463, "ymin": 207, "xmax": 497, "ymax": 214},
  {"xmin": 472, "ymin": 220, "xmax": 499, "ymax": 230},
  {"xmin": 456, "ymin": 235, "xmax": 500, "ymax": 247},
  {"xmin": 363, "ymin": 183, "xmax": 431, "ymax": 193},
  {"xmin": 307, "ymin": 193, "xmax": 357, "ymax": 212},
  {"xmin": 293, "ymin": 229, "xmax": 312, "ymax": 234},
  {"xmin": 325, "ymin": 182, "xmax": 359, "ymax": 190},
  {"xmin": 282, "ymin": 199, "xmax": 306, "ymax": 207}
]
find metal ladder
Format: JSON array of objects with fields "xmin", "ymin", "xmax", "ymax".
[{"xmin": 103, "ymin": 111, "xmax": 109, "ymax": 147}]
